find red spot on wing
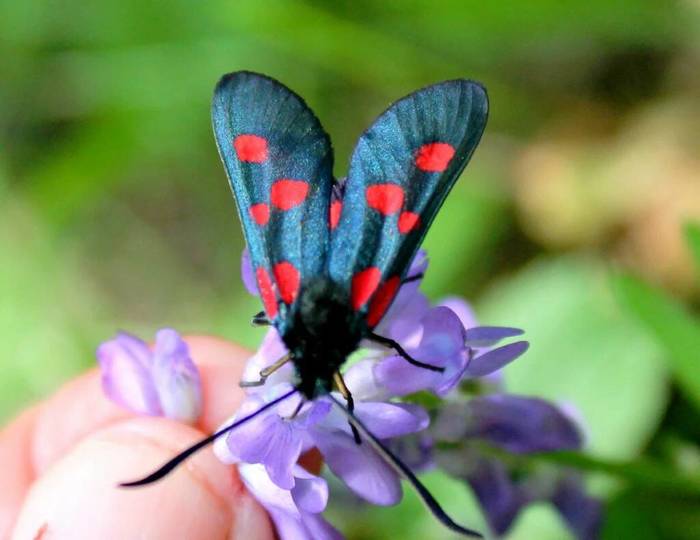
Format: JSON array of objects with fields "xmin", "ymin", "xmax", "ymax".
[
  {"xmin": 329, "ymin": 201, "xmax": 342, "ymax": 230},
  {"xmin": 398, "ymin": 211, "xmax": 421, "ymax": 234},
  {"xmin": 255, "ymin": 267, "xmax": 278, "ymax": 318},
  {"xmin": 367, "ymin": 276, "xmax": 401, "ymax": 327},
  {"xmin": 271, "ymin": 179, "xmax": 309, "ymax": 210},
  {"xmin": 273, "ymin": 261, "xmax": 300, "ymax": 304},
  {"xmin": 351, "ymin": 267, "xmax": 382, "ymax": 311},
  {"xmin": 415, "ymin": 142, "xmax": 455, "ymax": 172},
  {"xmin": 234, "ymin": 134, "xmax": 268, "ymax": 163},
  {"xmin": 366, "ymin": 184, "xmax": 404, "ymax": 215},
  {"xmin": 249, "ymin": 203, "xmax": 270, "ymax": 225}
]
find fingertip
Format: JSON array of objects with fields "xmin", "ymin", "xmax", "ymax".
[
  {"xmin": 30, "ymin": 369, "xmax": 131, "ymax": 474},
  {"xmin": 183, "ymin": 335, "xmax": 253, "ymax": 432},
  {"xmin": 12, "ymin": 417, "xmax": 275, "ymax": 540},
  {"xmin": 31, "ymin": 335, "xmax": 252, "ymax": 473},
  {"xmin": 184, "ymin": 335, "xmax": 251, "ymax": 368}
]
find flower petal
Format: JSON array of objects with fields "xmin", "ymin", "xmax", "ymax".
[
  {"xmin": 291, "ymin": 467, "xmax": 329, "ymax": 513},
  {"xmin": 96, "ymin": 332, "xmax": 161, "ymax": 416},
  {"xmin": 299, "ymin": 513, "xmax": 344, "ymax": 540},
  {"xmin": 354, "ymin": 402, "xmax": 429, "ymax": 439},
  {"xmin": 343, "ymin": 358, "xmax": 390, "ymax": 401},
  {"xmin": 374, "ymin": 354, "xmax": 442, "ymax": 397},
  {"xmin": 241, "ymin": 248, "xmax": 259, "ymax": 296},
  {"xmin": 464, "ymin": 326, "xmax": 524, "ymax": 347},
  {"xmin": 375, "ymin": 306, "xmax": 470, "ymax": 396},
  {"xmin": 313, "ymin": 428, "xmax": 402, "ymax": 506},
  {"xmin": 222, "ymin": 394, "xmax": 304, "ymax": 489},
  {"xmin": 377, "ymin": 292, "xmax": 429, "ymax": 346},
  {"xmin": 239, "ymin": 464, "xmax": 342, "ymax": 540},
  {"xmin": 419, "ymin": 306, "xmax": 466, "ymax": 359},
  {"xmin": 434, "ymin": 395, "xmax": 583, "ymax": 453},
  {"xmin": 151, "ymin": 328, "xmax": 202, "ymax": 423},
  {"xmin": 241, "ymin": 328, "xmax": 294, "ymax": 392},
  {"xmin": 465, "ymin": 341, "xmax": 529, "ymax": 378},
  {"xmin": 374, "ymin": 250, "xmax": 430, "ymax": 343},
  {"xmin": 264, "ymin": 421, "xmax": 305, "ymax": 490},
  {"xmin": 387, "ymin": 432, "xmax": 434, "ymax": 472},
  {"xmin": 438, "ymin": 296, "xmax": 479, "ymax": 329},
  {"xmin": 460, "ymin": 452, "xmax": 524, "ymax": 535},
  {"xmin": 550, "ymin": 472, "xmax": 603, "ymax": 540}
]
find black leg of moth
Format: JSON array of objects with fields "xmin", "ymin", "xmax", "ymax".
[
  {"xmin": 120, "ymin": 387, "xmax": 298, "ymax": 487},
  {"xmin": 287, "ymin": 399, "xmax": 305, "ymax": 420},
  {"xmin": 368, "ymin": 332, "xmax": 444, "ymax": 373},
  {"xmin": 401, "ymin": 273, "xmax": 424, "ymax": 284},
  {"xmin": 239, "ymin": 353, "xmax": 291, "ymax": 388},
  {"xmin": 251, "ymin": 310, "xmax": 271, "ymax": 326},
  {"xmin": 327, "ymin": 393, "xmax": 483, "ymax": 538},
  {"xmin": 333, "ymin": 372, "xmax": 362, "ymax": 445}
]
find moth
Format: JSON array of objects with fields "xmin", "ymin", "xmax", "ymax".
[{"xmin": 124, "ymin": 71, "xmax": 488, "ymax": 537}]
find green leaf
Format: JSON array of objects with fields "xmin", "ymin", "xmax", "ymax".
[
  {"xmin": 602, "ymin": 491, "xmax": 661, "ymax": 540},
  {"xmin": 603, "ymin": 488, "xmax": 700, "ymax": 540},
  {"xmin": 684, "ymin": 222, "xmax": 700, "ymax": 276},
  {"xmin": 613, "ymin": 272, "xmax": 700, "ymax": 410},
  {"xmin": 478, "ymin": 256, "xmax": 667, "ymax": 459}
]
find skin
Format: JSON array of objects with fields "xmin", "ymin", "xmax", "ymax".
[{"xmin": 0, "ymin": 336, "xmax": 277, "ymax": 540}]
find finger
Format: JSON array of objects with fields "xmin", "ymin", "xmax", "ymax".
[
  {"xmin": 0, "ymin": 408, "xmax": 38, "ymax": 539},
  {"xmin": 11, "ymin": 417, "xmax": 275, "ymax": 540},
  {"xmin": 31, "ymin": 335, "xmax": 252, "ymax": 475},
  {"xmin": 185, "ymin": 335, "xmax": 253, "ymax": 432}
]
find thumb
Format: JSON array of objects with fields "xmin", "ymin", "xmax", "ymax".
[{"xmin": 11, "ymin": 416, "xmax": 275, "ymax": 540}]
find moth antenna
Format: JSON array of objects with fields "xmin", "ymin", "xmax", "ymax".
[
  {"xmin": 120, "ymin": 387, "xmax": 299, "ymax": 487},
  {"xmin": 402, "ymin": 273, "xmax": 424, "ymax": 284},
  {"xmin": 327, "ymin": 394, "xmax": 483, "ymax": 538}
]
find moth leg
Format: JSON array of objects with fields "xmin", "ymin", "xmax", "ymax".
[
  {"xmin": 333, "ymin": 372, "xmax": 362, "ymax": 445},
  {"xmin": 287, "ymin": 399, "xmax": 305, "ymax": 420},
  {"xmin": 251, "ymin": 311, "xmax": 271, "ymax": 326},
  {"xmin": 239, "ymin": 353, "xmax": 291, "ymax": 388},
  {"xmin": 368, "ymin": 332, "xmax": 444, "ymax": 373},
  {"xmin": 401, "ymin": 273, "xmax": 424, "ymax": 284}
]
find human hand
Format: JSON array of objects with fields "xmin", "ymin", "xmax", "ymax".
[{"xmin": 0, "ymin": 336, "xmax": 276, "ymax": 540}]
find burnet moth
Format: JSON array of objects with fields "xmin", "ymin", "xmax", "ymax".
[{"xmin": 122, "ymin": 71, "xmax": 489, "ymax": 537}]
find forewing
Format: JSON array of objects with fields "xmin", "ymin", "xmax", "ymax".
[
  {"xmin": 329, "ymin": 80, "xmax": 488, "ymax": 328},
  {"xmin": 212, "ymin": 72, "xmax": 334, "ymax": 330}
]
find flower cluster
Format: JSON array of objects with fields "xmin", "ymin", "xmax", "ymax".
[
  {"xmin": 97, "ymin": 328, "xmax": 202, "ymax": 424},
  {"xmin": 212, "ymin": 249, "xmax": 542, "ymax": 539},
  {"xmin": 97, "ymin": 250, "xmax": 602, "ymax": 539}
]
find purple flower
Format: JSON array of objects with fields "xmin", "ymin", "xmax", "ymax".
[
  {"xmin": 239, "ymin": 463, "xmax": 342, "ymax": 540},
  {"xmin": 432, "ymin": 397, "xmax": 599, "ymax": 539},
  {"xmin": 311, "ymin": 400, "xmax": 429, "ymax": 506},
  {"xmin": 387, "ymin": 432, "xmax": 435, "ymax": 473},
  {"xmin": 214, "ymin": 248, "xmax": 541, "ymax": 540},
  {"xmin": 215, "ymin": 375, "xmax": 430, "ymax": 507},
  {"xmin": 549, "ymin": 471, "xmax": 603, "ymax": 540},
  {"xmin": 433, "ymin": 394, "xmax": 583, "ymax": 454},
  {"xmin": 443, "ymin": 450, "xmax": 526, "ymax": 535},
  {"xmin": 357, "ymin": 310, "xmax": 527, "ymax": 399},
  {"xmin": 97, "ymin": 328, "xmax": 202, "ymax": 424},
  {"xmin": 374, "ymin": 306, "xmax": 468, "ymax": 396},
  {"xmin": 217, "ymin": 388, "xmax": 307, "ymax": 489}
]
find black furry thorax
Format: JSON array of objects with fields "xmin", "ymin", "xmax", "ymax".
[{"xmin": 282, "ymin": 277, "xmax": 364, "ymax": 399}]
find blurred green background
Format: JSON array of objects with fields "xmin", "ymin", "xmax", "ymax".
[{"xmin": 2, "ymin": 1, "xmax": 700, "ymax": 538}]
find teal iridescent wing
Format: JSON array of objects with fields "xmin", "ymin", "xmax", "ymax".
[
  {"xmin": 212, "ymin": 71, "xmax": 334, "ymax": 332},
  {"xmin": 328, "ymin": 80, "xmax": 488, "ymax": 328}
]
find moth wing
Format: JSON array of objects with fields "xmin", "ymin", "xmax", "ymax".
[
  {"xmin": 212, "ymin": 72, "xmax": 334, "ymax": 331},
  {"xmin": 328, "ymin": 80, "xmax": 488, "ymax": 327}
]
